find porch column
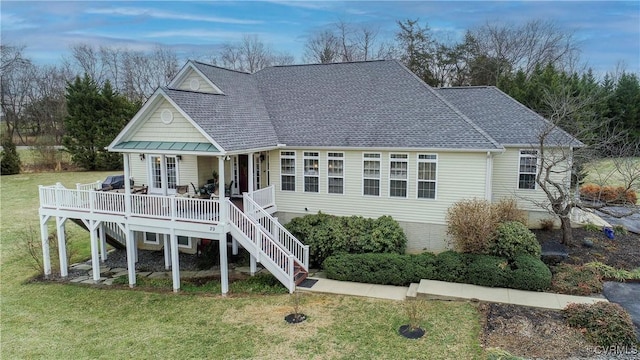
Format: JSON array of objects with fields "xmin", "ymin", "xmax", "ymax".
[
  {"xmin": 99, "ymin": 223, "xmax": 107, "ymax": 262},
  {"xmin": 220, "ymin": 235, "xmax": 229, "ymax": 295},
  {"xmin": 56, "ymin": 216, "xmax": 68, "ymax": 278},
  {"xmin": 89, "ymin": 220, "xmax": 101, "ymax": 283},
  {"xmin": 123, "ymin": 153, "xmax": 131, "ymax": 215},
  {"xmin": 163, "ymin": 234, "xmax": 171, "ymax": 270},
  {"xmin": 40, "ymin": 215, "xmax": 51, "ymax": 278},
  {"xmin": 218, "ymin": 156, "xmax": 226, "ymax": 222},
  {"xmin": 248, "ymin": 152, "xmax": 254, "ymax": 193},
  {"xmin": 232, "ymin": 238, "xmax": 238, "ymax": 256},
  {"xmin": 160, "ymin": 155, "xmax": 168, "ymax": 196},
  {"xmin": 250, "ymin": 255, "xmax": 257, "ymax": 276},
  {"xmin": 170, "ymin": 229, "xmax": 180, "ymax": 292},
  {"xmin": 126, "ymin": 226, "xmax": 136, "ymax": 287}
]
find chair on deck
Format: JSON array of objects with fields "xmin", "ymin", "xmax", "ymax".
[
  {"xmin": 225, "ymin": 181, "xmax": 234, "ymax": 197},
  {"xmin": 176, "ymin": 185, "xmax": 189, "ymax": 197}
]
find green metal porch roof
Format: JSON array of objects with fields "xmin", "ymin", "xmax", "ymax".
[{"xmin": 113, "ymin": 141, "xmax": 220, "ymax": 153}]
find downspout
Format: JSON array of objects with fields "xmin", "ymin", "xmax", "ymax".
[{"xmin": 485, "ymin": 151, "xmax": 493, "ymax": 202}]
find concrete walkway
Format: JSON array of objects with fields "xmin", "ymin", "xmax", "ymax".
[{"xmin": 298, "ymin": 277, "xmax": 607, "ymax": 310}]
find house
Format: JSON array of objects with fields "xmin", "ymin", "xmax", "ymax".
[{"xmin": 38, "ymin": 59, "xmax": 580, "ymax": 294}]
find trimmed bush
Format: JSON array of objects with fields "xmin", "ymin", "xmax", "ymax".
[
  {"xmin": 411, "ymin": 252, "xmax": 437, "ymax": 280},
  {"xmin": 564, "ymin": 302, "xmax": 638, "ymax": 347},
  {"xmin": 434, "ymin": 250, "xmax": 469, "ymax": 283},
  {"xmin": 286, "ymin": 213, "xmax": 406, "ymax": 267},
  {"xmin": 511, "ymin": 255, "xmax": 551, "ymax": 291},
  {"xmin": 467, "ymin": 255, "xmax": 512, "ymax": 288},
  {"xmin": 323, "ymin": 253, "xmax": 414, "ymax": 286},
  {"xmin": 489, "ymin": 221, "xmax": 541, "ymax": 260}
]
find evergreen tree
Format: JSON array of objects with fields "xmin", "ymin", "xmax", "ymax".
[
  {"xmin": 609, "ymin": 72, "xmax": 640, "ymax": 145},
  {"xmin": 0, "ymin": 136, "xmax": 21, "ymax": 175}
]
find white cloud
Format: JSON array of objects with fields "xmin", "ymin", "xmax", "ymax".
[
  {"xmin": 85, "ymin": 7, "xmax": 263, "ymax": 25},
  {"xmin": 144, "ymin": 29, "xmax": 246, "ymax": 41},
  {"xmin": 0, "ymin": 12, "xmax": 37, "ymax": 31}
]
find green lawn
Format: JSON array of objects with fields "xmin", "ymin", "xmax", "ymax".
[
  {"xmin": 583, "ymin": 157, "xmax": 640, "ymax": 189},
  {"xmin": 1, "ymin": 172, "xmax": 484, "ymax": 359}
]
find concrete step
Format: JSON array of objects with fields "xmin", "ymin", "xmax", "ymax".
[{"xmin": 406, "ymin": 283, "xmax": 419, "ymax": 300}]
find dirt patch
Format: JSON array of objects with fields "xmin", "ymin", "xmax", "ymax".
[{"xmin": 534, "ymin": 227, "xmax": 640, "ymax": 270}]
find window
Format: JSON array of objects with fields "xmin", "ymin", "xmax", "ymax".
[
  {"xmin": 417, "ymin": 154, "xmax": 437, "ymax": 199},
  {"xmin": 303, "ymin": 152, "xmax": 319, "ymax": 192},
  {"xmin": 363, "ymin": 153, "xmax": 381, "ymax": 196},
  {"xmin": 280, "ymin": 151, "xmax": 296, "ymax": 191},
  {"xmin": 389, "ymin": 154, "xmax": 408, "ymax": 197},
  {"xmin": 144, "ymin": 232, "xmax": 159, "ymax": 245},
  {"xmin": 518, "ymin": 150, "xmax": 538, "ymax": 189},
  {"xmin": 177, "ymin": 235, "xmax": 190, "ymax": 248},
  {"xmin": 327, "ymin": 152, "xmax": 344, "ymax": 194}
]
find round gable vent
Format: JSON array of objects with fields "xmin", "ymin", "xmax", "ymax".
[
  {"xmin": 160, "ymin": 109, "xmax": 174, "ymax": 124},
  {"xmin": 189, "ymin": 78, "xmax": 200, "ymax": 91}
]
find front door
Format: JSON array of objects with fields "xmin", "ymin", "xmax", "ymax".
[
  {"xmin": 148, "ymin": 155, "xmax": 178, "ymax": 194},
  {"xmin": 238, "ymin": 154, "xmax": 248, "ymax": 194}
]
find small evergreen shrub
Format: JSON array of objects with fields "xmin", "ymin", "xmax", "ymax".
[
  {"xmin": 0, "ymin": 136, "xmax": 21, "ymax": 175},
  {"xmin": 411, "ymin": 252, "xmax": 437, "ymax": 280},
  {"xmin": 564, "ymin": 302, "xmax": 638, "ymax": 347},
  {"xmin": 511, "ymin": 255, "xmax": 552, "ymax": 291},
  {"xmin": 489, "ymin": 221, "xmax": 541, "ymax": 260},
  {"xmin": 323, "ymin": 253, "xmax": 413, "ymax": 286},
  {"xmin": 434, "ymin": 250, "xmax": 469, "ymax": 283},
  {"xmin": 286, "ymin": 213, "xmax": 406, "ymax": 267},
  {"xmin": 467, "ymin": 255, "xmax": 512, "ymax": 288},
  {"xmin": 551, "ymin": 264, "xmax": 602, "ymax": 295}
]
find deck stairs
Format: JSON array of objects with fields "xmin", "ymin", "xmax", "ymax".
[
  {"xmin": 70, "ymin": 219, "xmax": 126, "ymax": 249},
  {"xmin": 227, "ymin": 195, "xmax": 309, "ymax": 292}
]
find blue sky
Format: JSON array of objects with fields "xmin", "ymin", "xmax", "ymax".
[{"xmin": 2, "ymin": 1, "xmax": 639, "ymax": 74}]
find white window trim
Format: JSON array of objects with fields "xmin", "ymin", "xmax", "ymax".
[
  {"xmin": 389, "ymin": 153, "xmax": 409, "ymax": 198},
  {"xmin": 327, "ymin": 152, "xmax": 344, "ymax": 195},
  {"xmin": 303, "ymin": 152, "xmax": 320, "ymax": 193},
  {"xmin": 362, "ymin": 152, "xmax": 382, "ymax": 197},
  {"xmin": 416, "ymin": 154, "xmax": 438, "ymax": 200},
  {"xmin": 177, "ymin": 235, "xmax": 191, "ymax": 249},
  {"xmin": 148, "ymin": 155, "xmax": 179, "ymax": 195},
  {"xmin": 517, "ymin": 149, "xmax": 539, "ymax": 190},
  {"xmin": 143, "ymin": 232, "xmax": 160, "ymax": 245},
  {"xmin": 280, "ymin": 151, "xmax": 296, "ymax": 192}
]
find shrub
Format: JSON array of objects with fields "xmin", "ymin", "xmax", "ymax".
[
  {"xmin": 551, "ymin": 264, "xmax": 602, "ymax": 296},
  {"xmin": 539, "ymin": 218, "xmax": 555, "ymax": 231},
  {"xmin": 492, "ymin": 198, "xmax": 527, "ymax": 225},
  {"xmin": 411, "ymin": 252, "xmax": 437, "ymax": 280},
  {"xmin": 584, "ymin": 262, "xmax": 640, "ymax": 282},
  {"xmin": 613, "ymin": 224, "xmax": 628, "ymax": 235},
  {"xmin": 0, "ymin": 136, "xmax": 21, "ymax": 175},
  {"xmin": 446, "ymin": 199, "xmax": 496, "ymax": 254},
  {"xmin": 580, "ymin": 183, "xmax": 637, "ymax": 205},
  {"xmin": 434, "ymin": 250, "xmax": 469, "ymax": 283},
  {"xmin": 323, "ymin": 253, "xmax": 414, "ymax": 286},
  {"xmin": 286, "ymin": 213, "xmax": 406, "ymax": 267},
  {"xmin": 511, "ymin": 255, "xmax": 552, "ymax": 291},
  {"xmin": 564, "ymin": 302, "xmax": 638, "ymax": 347},
  {"xmin": 489, "ymin": 221, "xmax": 541, "ymax": 260},
  {"xmin": 583, "ymin": 223, "xmax": 600, "ymax": 232},
  {"xmin": 467, "ymin": 255, "xmax": 512, "ymax": 288}
]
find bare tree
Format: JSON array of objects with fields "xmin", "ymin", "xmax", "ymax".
[
  {"xmin": 1, "ymin": 44, "xmax": 37, "ymax": 143},
  {"xmin": 218, "ymin": 34, "xmax": 295, "ymax": 72},
  {"xmin": 304, "ymin": 30, "xmax": 341, "ymax": 63}
]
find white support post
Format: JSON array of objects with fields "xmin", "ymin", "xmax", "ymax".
[
  {"xmin": 123, "ymin": 153, "xmax": 132, "ymax": 216},
  {"xmin": 219, "ymin": 235, "xmax": 229, "ymax": 295},
  {"xmin": 89, "ymin": 221, "xmax": 100, "ymax": 283},
  {"xmin": 170, "ymin": 230, "xmax": 180, "ymax": 292},
  {"xmin": 250, "ymin": 255, "xmax": 257, "ymax": 276},
  {"xmin": 56, "ymin": 217, "xmax": 68, "ymax": 277},
  {"xmin": 163, "ymin": 234, "xmax": 171, "ymax": 270},
  {"xmin": 40, "ymin": 216, "xmax": 51, "ymax": 278},
  {"xmin": 232, "ymin": 238, "xmax": 238, "ymax": 255},
  {"xmin": 99, "ymin": 223, "xmax": 107, "ymax": 262},
  {"xmin": 134, "ymin": 240, "xmax": 139, "ymax": 263},
  {"xmin": 218, "ymin": 156, "xmax": 226, "ymax": 222},
  {"xmin": 126, "ymin": 227, "xmax": 136, "ymax": 287},
  {"xmin": 160, "ymin": 155, "xmax": 168, "ymax": 196},
  {"xmin": 248, "ymin": 152, "xmax": 254, "ymax": 193}
]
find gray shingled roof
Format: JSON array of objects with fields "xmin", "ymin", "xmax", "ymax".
[
  {"xmin": 253, "ymin": 60, "xmax": 501, "ymax": 150},
  {"xmin": 164, "ymin": 62, "xmax": 279, "ymax": 151},
  {"xmin": 437, "ymin": 86, "xmax": 582, "ymax": 147}
]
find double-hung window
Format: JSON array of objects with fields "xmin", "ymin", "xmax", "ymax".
[
  {"xmin": 518, "ymin": 150, "xmax": 538, "ymax": 189},
  {"xmin": 363, "ymin": 153, "xmax": 381, "ymax": 196},
  {"xmin": 389, "ymin": 154, "xmax": 408, "ymax": 197},
  {"xmin": 417, "ymin": 154, "xmax": 437, "ymax": 199},
  {"xmin": 327, "ymin": 152, "xmax": 344, "ymax": 194},
  {"xmin": 303, "ymin": 152, "xmax": 319, "ymax": 193},
  {"xmin": 280, "ymin": 151, "xmax": 296, "ymax": 191}
]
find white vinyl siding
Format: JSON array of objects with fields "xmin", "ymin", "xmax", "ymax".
[
  {"xmin": 417, "ymin": 154, "xmax": 437, "ymax": 199},
  {"xmin": 389, "ymin": 154, "xmax": 408, "ymax": 198},
  {"xmin": 303, "ymin": 152, "xmax": 319, "ymax": 193},
  {"xmin": 280, "ymin": 151, "xmax": 296, "ymax": 191},
  {"xmin": 518, "ymin": 149, "xmax": 538, "ymax": 190},
  {"xmin": 272, "ymin": 150, "xmax": 487, "ymax": 225},
  {"xmin": 327, "ymin": 152, "xmax": 344, "ymax": 194},
  {"xmin": 129, "ymin": 99, "xmax": 209, "ymax": 143},
  {"xmin": 363, "ymin": 153, "xmax": 381, "ymax": 196},
  {"xmin": 176, "ymin": 69, "xmax": 216, "ymax": 93}
]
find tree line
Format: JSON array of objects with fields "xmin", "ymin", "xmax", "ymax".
[{"xmin": 1, "ymin": 18, "xmax": 638, "ymax": 172}]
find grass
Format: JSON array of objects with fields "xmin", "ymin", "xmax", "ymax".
[
  {"xmin": 1, "ymin": 171, "xmax": 485, "ymax": 359},
  {"xmin": 583, "ymin": 157, "xmax": 640, "ymax": 189}
]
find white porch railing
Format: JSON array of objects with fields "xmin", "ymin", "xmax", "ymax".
[
  {"xmin": 247, "ymin": 185, "xmax": 276, "ymax": 210},
  {"xmin": 227, "ymin": 199, "xmax": 295, "ymax": 292},
  {"xmin": 39, "ymin": 184, "xmax": 220, "ymax": 225},
  {"xmin": 243, "ymin": 194, "xmax": 309, "ymax": 271},
  {"xmin": 76, "ymin": 181, "xmax": 102, "ymax": 191}
]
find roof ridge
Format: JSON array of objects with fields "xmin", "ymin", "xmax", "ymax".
[
  {"xmin": 437, "ymin": 86, "xmax": 489, "ymax": 90},
  {"xmin": 190, "ymin": 60, "xmax": 251, "ymax": 75},
  {"xmin": 163, "ymin": 86, "xmax": 226, "ymax": 96},
  {"xmin": 255, "ymin": 59, "xmax": 392, "ymax": 73},
  {"xmin": 393, "ymin": 61, "xmax": 503, "ymax": 150}
]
